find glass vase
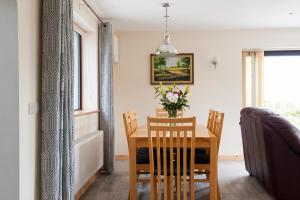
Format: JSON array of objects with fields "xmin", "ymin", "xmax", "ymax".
[{"xmin": 167, "ymin": 109, "xmax": 178, "ymax": 118}]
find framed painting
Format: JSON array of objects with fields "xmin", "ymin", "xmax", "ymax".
[{"xmin": 150, "ymin": 53, "xmax": 194, "ymax": 85}]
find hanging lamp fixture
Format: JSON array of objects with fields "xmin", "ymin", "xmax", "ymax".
[{"xmin": 155, "ymin": 2, "xmax": 178, "ymax": 57}]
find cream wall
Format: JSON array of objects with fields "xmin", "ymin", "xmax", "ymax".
[
  {"xmin": 0, "ymin": 0, "xmax": 19, "ymax": 199},
  {"xmin": 114, "ymin": 29, "xmax": 300, "ymax": 156},
  {"xmin": 18, "ymin": 0, "xmax": 40, "ymax": 199}
]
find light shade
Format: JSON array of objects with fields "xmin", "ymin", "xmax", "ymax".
[{"xmin": 155, "ymin": 32, "xmax": 178, "ymax": 57}]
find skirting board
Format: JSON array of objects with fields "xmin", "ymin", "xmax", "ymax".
[{"xmin": 115, "ymin": 155, "xmax": 244, "ymax": 161}]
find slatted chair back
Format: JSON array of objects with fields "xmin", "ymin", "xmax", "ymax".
[
  {"xmin": 122, "ymin": 111, "xmax": 138, "ymax": 147},
  {"xmin": 155, "ymin": 108, "xmax": 184, "ymax": 118},
  {"xmin": 147, "ymin": 117, "xmax": 196, "ymax": 200},
  {"xmin": 212, "ymin": 111, "xmax": 224, "ymax": 153},
  {"xmin": 129, "ymin": 111, "xmax": 138, "ymax": 132},
  {"xmin": 207, "ymin": 109, "xmax": 216, "ymax": 131}
]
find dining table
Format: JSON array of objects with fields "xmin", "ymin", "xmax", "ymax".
[{"xmin": 128, "ymin": 123, "xmax": 218, "ymax": 200}]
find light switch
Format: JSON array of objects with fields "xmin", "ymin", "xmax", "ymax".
[{"xmin": 28, "ymin": 103, "xmax": 39, "ymax": 115}]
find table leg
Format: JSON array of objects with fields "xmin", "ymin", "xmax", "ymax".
[
  {"xmin": 210, "ymin": 138, "xmax": 218, "ymax": 200},
  {"xmin": 129, "ymin": 138, "xmax": 137, "ymax": 200}
]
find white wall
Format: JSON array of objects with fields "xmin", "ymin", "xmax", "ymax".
[
  {"xmin": 0, "ymin": 0, "xmax": 19, "ymax": 199},
  {"xmin": 114, "ymin": 29, "xmax": 300, "ymax": 156},
  {"xmin": 17, "ymin": 0, "xmax": 40, "ymax": 199}
]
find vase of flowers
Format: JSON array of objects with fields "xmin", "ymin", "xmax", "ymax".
[{"xmin": 154, "ymin": 82, "xmax": 190, "ymax": 118}]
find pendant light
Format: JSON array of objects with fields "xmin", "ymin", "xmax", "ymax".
[{"xmin": 155, "ymin": 2, "xmax": 178, "ymax": 57}]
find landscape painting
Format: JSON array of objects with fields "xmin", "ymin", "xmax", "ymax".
[{"xmin": 150, "ymin": 53, "xmax": 194, "ymax": 85}]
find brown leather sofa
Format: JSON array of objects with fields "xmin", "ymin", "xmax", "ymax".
[{"xmin": 240, "ymin": 107, "xmax": 300, "ymax": 200}]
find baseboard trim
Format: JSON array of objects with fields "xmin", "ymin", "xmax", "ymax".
[
  {"xmin": 74, "ymin": 170, "xmax": 102, "ymax": 200},
  {"xmin": 115, "ymin": 154, "xmax": 244, "ymax": 161},
  {"xmin": 218, "ymin": 155, "xmax": 244, "ymax": 160},
  {"xmin": 115, "ymin": 155, "xmax": 130, "ymax": 160}
]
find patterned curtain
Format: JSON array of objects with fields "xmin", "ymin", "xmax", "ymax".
[
  {"xmin": 99, "ymin": 22, "xmax": 115, "ymax": 173},
  {"xmin": 41, "ymin": 0, "xmax": 74, "ymax": 199}
]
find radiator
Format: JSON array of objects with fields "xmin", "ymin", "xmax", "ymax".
[{"xmin": 74, "ymin": 131, "xmax": 103, "ymax": 193}]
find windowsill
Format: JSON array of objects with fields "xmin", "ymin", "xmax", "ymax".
[{"xmin": 74, "ymin": 109, "xmax": 101, "ymax": 117}]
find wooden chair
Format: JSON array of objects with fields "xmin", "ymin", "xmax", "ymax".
[
  {"xmin": 194, "ymin": 111, "xmax": 224, "ymax": 200},
  {"xmin": 207, "ymin": 109, "xmax": 216, "ymax": 131},
  {"xmin": 202, "ymin": 109, "xmax": 217, "ymax": 155},
  {"xmin": 123, "ymin": 111, "xmax": 149, "ymax": 174},
  {"xmin": 123, "ymin": 111, "xmax": 137, "ymax": 144},
  {"xmin": 147, "ymin": 117, "xmax": 196, "ymax": 200},
  {"xmin": 155, "ymin": 108, "xmax": 184, "ymax": 118},
  {"xmin": 213, "ymin": 111, "xmax": 225, "ymax": 153}
]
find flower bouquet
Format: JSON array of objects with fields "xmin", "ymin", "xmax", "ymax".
[{"xmin": 154, "ymin": 83, "xmax": 190, "ymax": 118}]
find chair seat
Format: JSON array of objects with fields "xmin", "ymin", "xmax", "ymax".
[
  {"xmin": 195, "ymin": 148, "xmax": 210, "ymax": 164},
  {"xmin": 136, "ymin": 148, "xmax": 150, "ymax": 164},
  {"xmin": 137, "ymin": 147, "xmax": 210, "ymax": 165},
  {"xmin": 136, "ymin": 148, "xmax": 169, "ymax": 164},
  {"xmin": 180, "ymin": 148, "xmax": 210, "ymax": 164}
]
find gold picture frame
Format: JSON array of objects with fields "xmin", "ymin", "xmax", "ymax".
[{"xmin": 150, "ymin": 53, "xmax": 194, "ymax": 85}]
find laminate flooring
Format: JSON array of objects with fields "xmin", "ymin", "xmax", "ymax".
[{"xmin": 80, "ymin": 160, "xmax": 274, "ymax": 200}]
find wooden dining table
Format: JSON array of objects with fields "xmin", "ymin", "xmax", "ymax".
[{"xmin": 128, "ymin": 124, "xmax": 218, "ymax": 200}]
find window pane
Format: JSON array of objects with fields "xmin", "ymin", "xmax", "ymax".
[
  {"xmin": 264, "ymin": 54, "xmax": 300, "ymax": 128},
  {"xmin": 74, "ymin": 32, "xmax": 81, "ymax": 110}
]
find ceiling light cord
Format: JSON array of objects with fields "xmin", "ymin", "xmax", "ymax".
[
  {"xmin": 155, "ymin": 1, "xmax": 178, "ymax": 56},
  {"xmin": 165, "ymin": 4, "xmax": 169, "ymax": 34}
]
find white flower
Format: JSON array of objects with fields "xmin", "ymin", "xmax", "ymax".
[{"xmin": 166, "ymin": 92, "xmax": 179, "ymax": 103}]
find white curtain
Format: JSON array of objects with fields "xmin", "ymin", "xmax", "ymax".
[{"xmin": 242, "ymin": 50, "xmax": 264, "ymax": 107}]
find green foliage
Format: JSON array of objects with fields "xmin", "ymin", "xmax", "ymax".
[
  {"xmin": 264, "ymin": 101, "xmax": 300, "ymax": 128},
  {"xmin": 154, "ymin": 82, "xmax": 190, "ymax": 113},
  {"xmin": 154, "ymin": 57, "xmax": 166, "ymax": 69}
]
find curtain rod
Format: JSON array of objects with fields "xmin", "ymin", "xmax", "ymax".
[{"xmin": 81, "ymin": 0, "xmax": 105, "ymax": 25}]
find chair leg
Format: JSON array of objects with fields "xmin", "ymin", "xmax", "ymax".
[
  {"xmin": 190, "ymin": 181, "xmax": 195, "ymax": 200},
  {"xmin": 167, "ymin": 177, "xmax": 171, "ymax": 199},
  {"xmin": 150, "ymin": 176, "xmax": 156, "ymax": 200},
  {"xmin": 176, "ymin": 176, "xmax": 181, "ymax": 199},
  {"xmin": 217, "ymin": 182, "xmax": 221, "ymax": 200},
  {"xmin": 175, "ymin": 177, "xmax": 178, "ymax": 193}
]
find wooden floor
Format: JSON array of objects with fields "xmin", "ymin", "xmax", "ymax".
[{"xmin": 80, "ymin": 160, "xmax": 274, "ymax": 200}]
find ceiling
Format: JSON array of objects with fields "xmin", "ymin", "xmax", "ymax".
[{"xmin": 95, "ymin": 0, "xmax": 300, "ymax": 31}]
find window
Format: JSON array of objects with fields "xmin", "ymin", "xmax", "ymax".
[
  {"xmin": 264, "ymin": 50, "xmax": 300, "ymax": 127},
  {"xmin": 73, "ymin": 31, "xmax": 82, "ymax": 110},
  {"xmin": 243, "ymin": 50, "xmax": 300, "ymax": 128}
]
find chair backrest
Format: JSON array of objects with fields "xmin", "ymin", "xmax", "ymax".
[
  {"xmin": 212, "ymin": 111, "xmax": 224, "ymax": 153},
  {"xmin": 122, "ymin": 111, "xmax": 138, "ymax": 146},
  {"xmin": 207, "ymin": 109, "xmax": 216, "ymax": 131},
  {"xmin": 155, "ymin": 108, "xmax": 183, "ymax": 118},
  {"xmin": 147, "ymin": 117, "xmax": 196, "ymax": 200},
  {"xmin": 129, "ymin": 111, "xmax": 138, "ymax": 131}
]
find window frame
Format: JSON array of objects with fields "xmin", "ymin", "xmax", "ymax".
[
  {"xmin": 264, "ymin": 50, "xmax": 300, "ymax": 57},
  {"xmin": 73, "ymin": 29, "xmax": 83, "ymax": 111}
]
